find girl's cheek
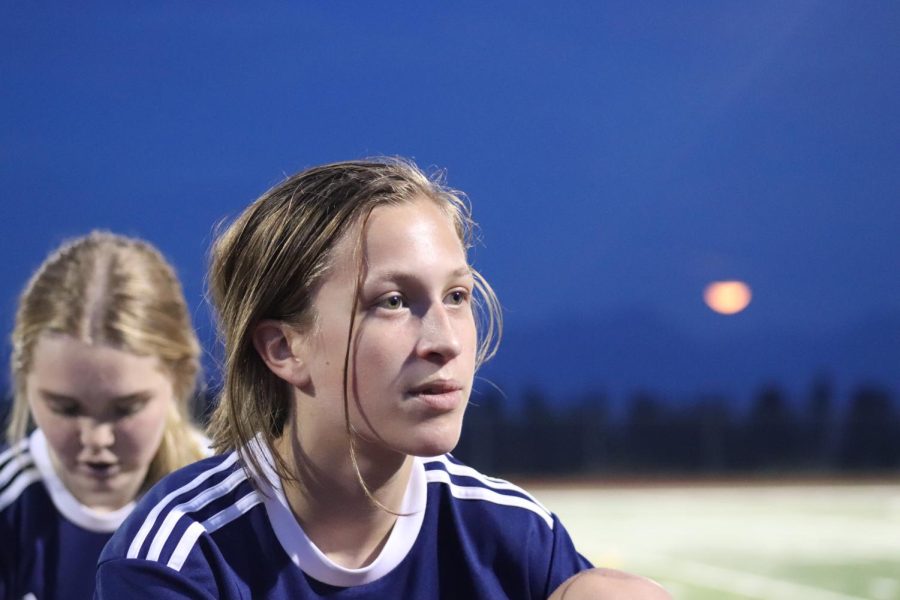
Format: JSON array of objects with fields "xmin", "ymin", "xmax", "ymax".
[
  {"xmin": 116, "ymin": 413, "xmax": 164, "ymax": 446},
  {"xmin": 113, "ymin": 425, "xmax": 164, "ymax": 465},
  {"xmin": 46, "ymin": 420, "xmax": 80, "ymax": 451}
]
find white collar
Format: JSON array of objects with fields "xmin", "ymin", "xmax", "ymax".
[
  {"xmin": 29, "ymin": 429, "xmax": 134, "ymax": 533},
  {"xmin": 247, "ymin": 438, "xmax": 427, "ymax": 588}
]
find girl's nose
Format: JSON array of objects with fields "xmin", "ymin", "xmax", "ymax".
[
  {"xmin": 415, "ymin": 304, "xmax": 462, "ymax": 362},
  {"xmin": 80, "ymin": 418, "xmax": 115, "ymax": 450}
]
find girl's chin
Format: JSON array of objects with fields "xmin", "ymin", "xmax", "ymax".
[
  {"xmin": 71, "ymin": 487, "xmax": 134, "ymax": 512},
  {"xmin": 351, "ymin": 416, "xmax": 464, "ymax": 460},
  {"xmin": 403, "ymin": 431, "xmax": 462, "ymax": 459},
  {"xmin": 355, "ymin": 436, "xmax": 460, "ymax": 461},
  {"xmin": 358, "ymin": 439, "xmax": 458, "ymax": 461},
  {"xmin": 67, "ymin": 471, "xmax": 141, "ymax": 510}
]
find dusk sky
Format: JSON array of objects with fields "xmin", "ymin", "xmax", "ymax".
[{"xmin": 2, "ymin": 3, "xmax": 899, "ymax": 400}]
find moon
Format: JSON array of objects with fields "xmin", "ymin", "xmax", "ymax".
[{"xmin": 704, "ymin": 281, "xmax": 752, "ymax": 315}]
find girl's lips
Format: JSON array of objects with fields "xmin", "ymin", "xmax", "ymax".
[
  {"xmin": 409, "ymin": 389, "xmax": 464, "ymax": 411},
  {"xmin": 408, "ymin": 379, "xmax": 463, "ymax": 394},
  {"xmin": 80, "ymin": 461, "xmax": 119, "ymax": 479},
  {"xmin": 407, "ymin": 380, "xmax": 465, "ymax": 411}
]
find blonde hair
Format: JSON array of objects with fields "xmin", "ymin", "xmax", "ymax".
[
  {"xmin": 7, "ymin": 231, "xmax": 205, "ymax": 491},
  {"xmin": 207, "ymin": 157, "xmax": 501, "ymax": 487}
]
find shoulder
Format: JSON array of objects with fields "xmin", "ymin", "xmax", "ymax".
[
  {"xmin": 421, "ymin": 455, "xmax": 591, "ymax": 596},
  {"xmin": 101, "ymin": 450, "xmax": 263, "ymax": 572},
  {"xmin": 0, "ymin": 438, "xmax": 43, "ymax": 515},
  {"xmin": 423, "ymin": 453, "xmax": 555, "ymax": 529}
]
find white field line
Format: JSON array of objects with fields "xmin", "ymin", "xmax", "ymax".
[
  {"xmin": 649, "ymin": 556, "xmax": 874, "ymax": 600},
  {"xmin": 536, "ymin": 484, "xmax": 900, "ymax": 598}
]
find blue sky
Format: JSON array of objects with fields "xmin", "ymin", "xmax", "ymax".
[{"xmin": 2, "ymin": 2, "xmax": 899, "ymax": 398}]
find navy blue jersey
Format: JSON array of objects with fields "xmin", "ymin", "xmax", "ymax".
[
  {"xmin": 0, "ymin": 430, "xmax": 134, "ymax": 600},
  {"xmin": 98, "ymin": 440, "xmax": 592, "ymax": 599}
]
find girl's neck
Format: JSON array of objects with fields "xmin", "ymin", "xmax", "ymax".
[{"xmin": 273, "ymin": 428, "xmax": 413, "ymax": 569}]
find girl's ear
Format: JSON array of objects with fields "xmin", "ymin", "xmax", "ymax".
[{"xmin": 252, "ymin": 320, "xmax": 311, "ymax": 388}]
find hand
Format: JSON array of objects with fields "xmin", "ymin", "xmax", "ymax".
[{"xmin": 548, "ymin": 568, "xmax": 672, "ymax": 600}]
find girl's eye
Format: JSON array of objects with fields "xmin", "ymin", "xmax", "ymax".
[
  {"xmin": 446, "ymin": 289, "xmax": 469, "ymax": 306},
  {"xmin": 377, "ymin": 294, "xmax": 407, "ymax": 310},
  {"xmin": 115, "ymin": 402, "xmax": 146, "ymax": 418},
  {"xmin": 51, "ymin": 404, "xmax": 80, "ymax": 418}
]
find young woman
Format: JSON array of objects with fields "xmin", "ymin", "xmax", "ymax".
[
  {"xmin": 96, "ymin": 159, "xmax": 669, "ymax": 599},
  {"xmin": 0, "ymin": 231, "xmax": 209, "ymax": 600}
]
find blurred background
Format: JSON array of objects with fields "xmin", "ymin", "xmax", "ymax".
[{"xmin": 2, "ymin": 3, "xmax": 899, "ymax": 598}]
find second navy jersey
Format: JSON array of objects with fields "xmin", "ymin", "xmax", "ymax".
[
  {"xmin": 97, "ymin": 439, "xmax": 592, "ymax": 598},
  {"xmin": 0, "ymin": 430, "xmax": 134, "ymax": 600}
]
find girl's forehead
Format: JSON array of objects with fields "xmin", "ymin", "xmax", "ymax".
[
  {"xmin": 330, "ymin": 198, "xmax": 463, "ymax": 261},
  {"xmin": 367, "ymin": 200, "xmax": 463, "ymax": 256},
  {"xmin": 28, "ymin": 334, "xmax": 170, "ymax": 391},
  {"xmin": 315, "ymin": 199, "xmax": 468, "ymax": 293}
]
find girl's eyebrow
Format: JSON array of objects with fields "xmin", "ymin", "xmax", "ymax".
[
  {"xmin": 114, "ymin": 391, "xmax": 154, "ymax": 403},
  {"xmin": 366, "ymin": 265, "xmax": 473, "ymax": 284},
  {"xmin": 39, "ymin": 389, "xmax": 154, "ymax": 403},
  {"xmin": 39, "ymin": 390, "xmax": 79, "ymax": 403}
]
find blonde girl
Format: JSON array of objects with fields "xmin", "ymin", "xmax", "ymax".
[{"xmin": 0, "ymin": 231, "xmax": 208, "ymax": 599}]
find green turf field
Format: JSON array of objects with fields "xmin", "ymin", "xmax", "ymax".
[{"xmin": 530, "ymin": 481, "xmax": 900, "ymax": 599}]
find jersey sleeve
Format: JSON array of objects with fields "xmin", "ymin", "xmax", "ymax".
[
  {"xmin": 95, "ymin": 558, "xmax": 218, "ymax": 600},
  {"xmin": 540, "ymin": 513, "xmax": 593, "ymax": 598}
]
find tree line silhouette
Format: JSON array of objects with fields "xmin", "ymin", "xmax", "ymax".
[
  {"xmin": 453, "ymin": 377, "xmax": 900, "ymax": 477},
  {"xmin": 3, "ymin": 376, "xmax": 897, "ymax": 477}
]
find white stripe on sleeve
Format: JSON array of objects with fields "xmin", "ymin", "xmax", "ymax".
[
  {"xmin": 166, "ymin": 490, "xmax": 262, "ymax": 572},
  {"xmin": 126, "ymin": 452, "xmax": 240, "ymax": 559},
  {"xmin": 425, "ymin": 468, "xmax": 554, "ymax": 529},
  {"xmin": 0, "ymin": 468, "xmax": 41, "ymax": 512},
  {"xmin": 145, "ymin": 468, "xmax": 248, "ymax": 562}
]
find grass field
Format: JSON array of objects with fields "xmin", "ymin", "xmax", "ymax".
[{"xmin": 529, "ymin": 480, "xmax": 900, "ymax": 599}]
